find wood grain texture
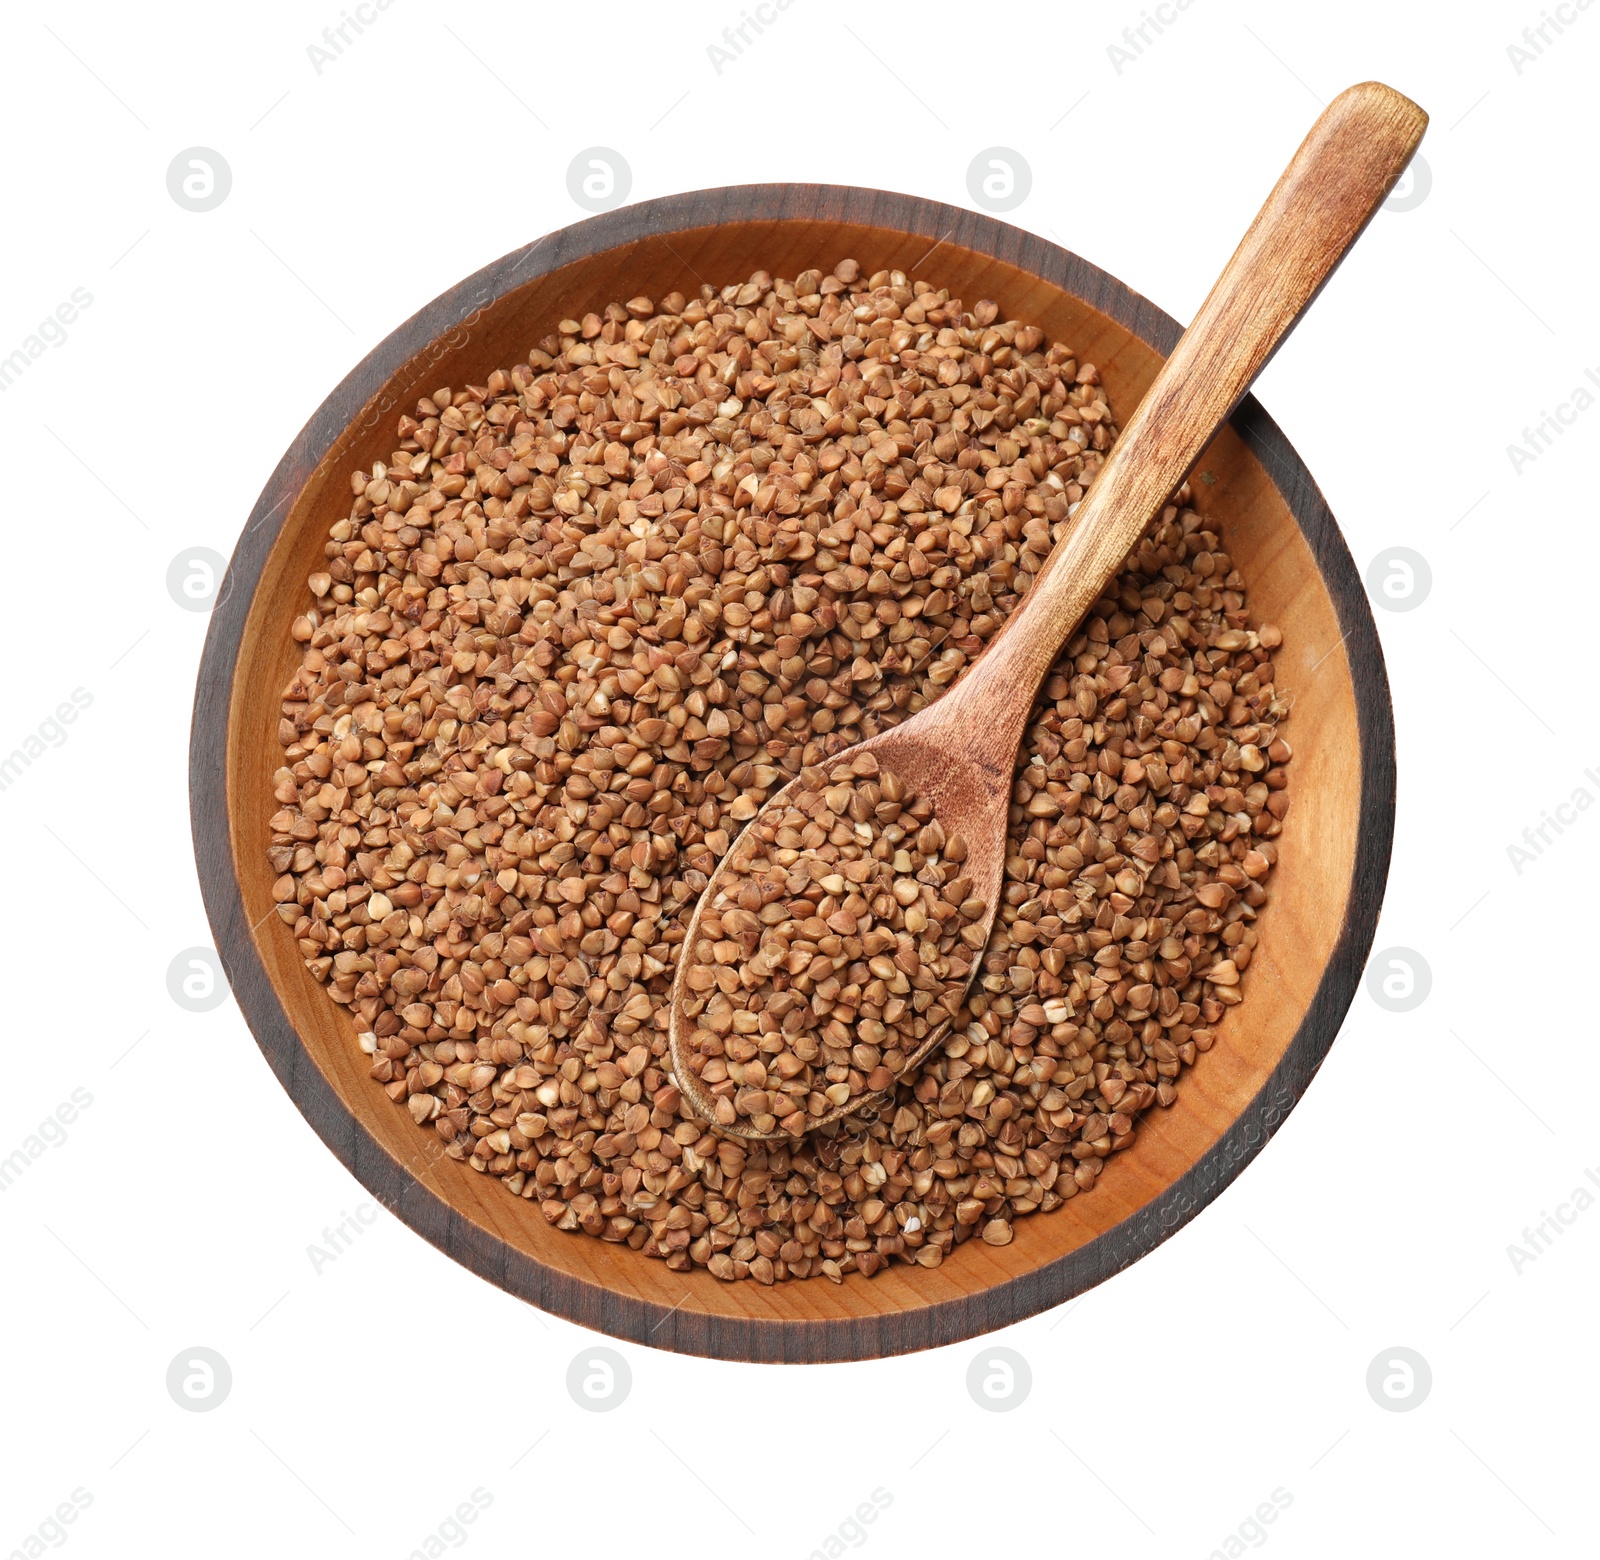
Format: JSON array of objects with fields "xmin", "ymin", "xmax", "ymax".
[
  {"xmin": 670, "ymin": 85, "xmax": 1425, "ymax": 1139},
  {"xmin": 190, "ymin": 182, "xmax": 1398, "ymax": 1361}
]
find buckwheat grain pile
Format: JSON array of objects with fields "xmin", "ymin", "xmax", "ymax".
[
  {"xmin": 677, "ymin": 756, "xmax": 972, "ymax": 1137},
  {"xmin": 268, "ymin": 260, "xmax": 1291, "ymax": 1284}
]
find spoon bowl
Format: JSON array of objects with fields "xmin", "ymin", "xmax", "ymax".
[{"xmin": 669, "ymin": 705, "xmax": 1012, "ymax": 1138}]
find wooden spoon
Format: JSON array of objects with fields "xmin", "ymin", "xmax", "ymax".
[{"xmin": 670, "ymin": 81, "xmax": 1427, "ymax": 1141}]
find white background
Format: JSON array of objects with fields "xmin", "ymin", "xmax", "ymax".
[{"xmin": 1, "ymin": 1, "xmax": 1592, "ymax": 1555}]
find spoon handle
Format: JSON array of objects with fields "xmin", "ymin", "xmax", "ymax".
[{"xmin": 948, "ymin": 81, "xmax": 1426, "ymax": 726}]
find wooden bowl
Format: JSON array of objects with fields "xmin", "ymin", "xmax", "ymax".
[{"xmin": 191, "ymin": 186, "xmax": 1394, "ymax": 1362}]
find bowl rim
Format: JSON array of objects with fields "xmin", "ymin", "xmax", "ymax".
[{"xmin": 191, "ymin": 182, "xmax": 1395, "ymax": 1361}]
